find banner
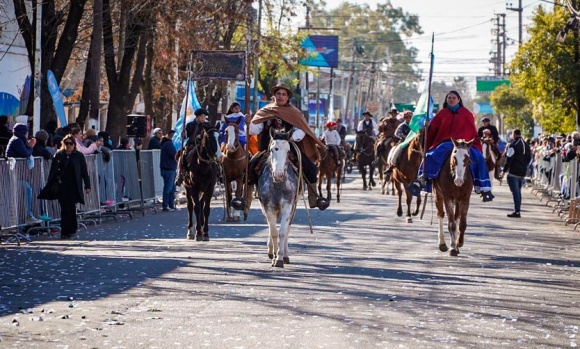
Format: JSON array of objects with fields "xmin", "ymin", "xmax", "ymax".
[
  {"xmin": 46, "ymin": 70, "xmax": 67, "ymax": 127},
  {"xmin": 192, "ymin": 51, "xmax": 246, "ymax": 81},
  {"xmin": 300, "ymin": 35, "xmax": 339, "ymax": 68},
  {"xmin": 172, "ymin": 80, "xmax": 201, "ymax": 150}
]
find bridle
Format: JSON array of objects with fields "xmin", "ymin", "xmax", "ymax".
[
  {"xmin": 195, "ymin": 129, "xmax": 219, "ymax": 165},
  {"xmin": 449, "ymin": 141, "xmax": 471, "ymax": 181}
]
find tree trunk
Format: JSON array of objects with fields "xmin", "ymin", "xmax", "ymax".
[
  {"xmin": 77, "ymin": 45, "xmax": 92, "ymax": 127},
  {"xmin": 90, "ymin": 0, "xmax": 103, "ymax": 127}
]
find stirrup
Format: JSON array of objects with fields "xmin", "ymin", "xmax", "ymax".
[
  {"xmin": 481, "ymin": 191, "xmax": 495, "ymax": 202},
  {"xmin": 317, "ymin": 197, "xmax": 329, "ymax": 211}
]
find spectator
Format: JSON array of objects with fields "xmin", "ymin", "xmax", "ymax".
[
  {"xmin": 98, "ymin": 131, "xmax": 113, "ymax": 150},
  {"xmin": 159, "ymin": 132, "xmax": 178, "ymax": 211},
  {"xmin": 148, "ymin": 128, "xmax": 163, "ymax": 150},
  {"xmin": 44, "ymin": 134, "xmax": 91, "ymax": 239},
  {"xmin": 502, "ymin": 129, "xmax": 532, "ymax": 218},
  {"xmin": 118, "ymin": 137, "xmax": 131, "ymax": 150},
  {"xmin": 0, "ymin": 114, "xmax": 12, "ymax": 157},
  {"xmin": 83, "ymin": 128, "xmax": 97, "ymax": 147},
  {"xmin": 32, "ymin": 130, "xmax": 54, "ymax": 159},
  {"xmin": 70, "ymin": 125, "xmax": 99, "ymax": 155},
  {"xmin": 6, "ymin": 123, "xmax": 40, "ymax": 224}
]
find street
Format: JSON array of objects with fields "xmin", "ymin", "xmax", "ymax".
[{"xmin": 0, "ymin": 173, "xmax": 579, "ymax": 348}]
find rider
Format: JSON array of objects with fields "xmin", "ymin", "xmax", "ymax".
[
  {"xmin": 354, "ymin": 111, "xmax": 378, "ymax": 153},
  {"xmin": 478, "ymin": 117, "xmax": 499, "ymax": 145},
  {"xmin": 385, "ymin": 110, "xmax": 413, "ymax": 174},
  {"xmin": 246, "ymin": 83, "xmax": 329, "ymax": 211},
  {"xmin": 374, "ymin": 107, "xmax": 402, "ymax": 166},
  {"xmin": 421, "ymin": 90, "xmax": 494, "ymax": 202},
  {"xmin": 321, "ymin": 120, "xmax": 343, "ymax": 167},
  {"xmin": 219, "ymin": 102, "xmax": 247, "ymax": 148},
  {"xmin": 175, "ymin": 108, "xmax": 211, "ymax": 186}
]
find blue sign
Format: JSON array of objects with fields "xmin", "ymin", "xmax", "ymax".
[
  {"xmin": 300, "ymin": 35, "xmax": 339, "ymax": 68},
  {"xmin": 47, "ymin": 70, "xmax": 67, "ymax": 127}
]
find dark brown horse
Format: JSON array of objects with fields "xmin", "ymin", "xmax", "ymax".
[
  {"xmin": 374, "ymin": 136, "xmax": 395, "ymax": 195},
  {"xmin": 317, "ymin": 147, "xmax": 343, "ymax": 203},
  {"xmin": 182, "ymin": 127, "xmax": 223, "ymax": 241},
  {"xmin": 221, "ymin": 122, "xmax": 248, "ymax": 222},
  {"xmin": 432, "ymin": 139, "xmax": 474, "ymax": 256},
  {"xmin": 355, "ymin": 131, "xmax": 376, "ymax": 190},
  {"xmin": 392, "ymin": 130, "xmax": 423, "ymax": 223}
]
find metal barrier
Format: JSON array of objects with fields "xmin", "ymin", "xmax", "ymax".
[
  {"xmin": 112, "ymin": 150, "xmax": 144, "ymax": 215},
  {"xmin": 0, "ymin": 158, "xmax": 19, "ymax": 231},
  {"xmin": 77, "ymin": 154, "xmax": 101, "ymax": 224},
  {"xmin": 138, "ymin": 150, "xmax": 161, "ymax": 205}
]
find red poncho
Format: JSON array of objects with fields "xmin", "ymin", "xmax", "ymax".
[{"xmin": 426, "ymin": 106, "xmax": 482, "ymax": 152}]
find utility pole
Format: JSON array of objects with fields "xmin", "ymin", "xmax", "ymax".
[
  {"xmin": 252, "ymin": 0, "xmax": 262, "ymax": 114},
  {"xmin": 506, "ymin": 0, "xmax": 523, "ymax": 45},
  {"xmin": 344, "ymin": 39, "xmax": 356, "ymax": 127},
  {"xmin": 499, "ymin": 13, "xmax": 506, "ymax": 76}
]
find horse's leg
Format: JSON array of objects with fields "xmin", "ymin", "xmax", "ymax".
[
  {"xmin": 360, "ymin": 164, "xmax": 368, "ymax": 190},
  {"xmin": 445, "ymin": 199, "xmax": 459, "ymax": 256},
  {"xmin": 336, "ymin": 167, "xmax": 341, "ymax": 203},
  {"xmin": 457, "ymin": 201, "xmax": 469, "ymax": 248},
  {"xmin": 405, "ymin": 187, "xmax": 413, "ymax": 223},
  {"xmin": 412, "ymin": 193, "xmax": 422, "ymax": 216},
  {"xmin": 201, "ymin": 192, "xmax": 212, "ymax": 241},
  {"xmin": 434, "ymin": 190, "xmax": 447, "ymax": 252},
  {"xmin": 233, "ymin": 177, "xmax": 243, "ymax": 221},
  {"xmin": 224, "ymin": 177, "xmax": 233, "ymax": 222},
  {"xmin": 276, "ymin": 208, "xmax": 293, "ymax": 267},
  {"xmin": 369, "ymin": 163, "xmax": 376, "ymax": 187},
  {"xmin": 396, "ymin": 180, "xmax": 403, "ymax": 217},
  {"xmin": 193, "ymin": 192, "xmax": 203, "ymax": 241},
  {"xmin": 185, "ymin": 185, "xmax": 195, "ymax": 240},
  {"xmin": 326, "ymin": 173, "xmax": 332, "ymax": 202},
  {"xmin": 317, "ymin": 172, "xmax": 323, "ymax": 197},
  {"xmin": 265, "ymin": 211, "xmax": 279, "ymax": 265}
]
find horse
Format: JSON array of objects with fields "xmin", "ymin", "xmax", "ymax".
[
  {"xmin": 481, "ymin": 138, "xmax": 501, "ymax": 186},
  {"xmin": 221, "ymin": 122, "xmax": 248, "ymax": 222},
  {"xmin": 354, "ymin": 131, "xmax": 376, "ymax": 190},
  {"xmin": 182, "ymin": 126, "xmax": 223, "ymax": 241},
  {"xmin": 392, "ymin": 130, "xmax": 423, "ymax": 223},
  {"xmin": 374, "ymin": 136, "xmax": 395, "ymax": 195},
  {"xmin": 257, "ymin": 130, "xmax": 301, "ymax": 267},
  {"xmin": 317, "ymin": 146, "xmax": 343, "ymax": 203},
  {"xmin": 432, "ymin": 138, "xmax": 474, "ymax": 256}
]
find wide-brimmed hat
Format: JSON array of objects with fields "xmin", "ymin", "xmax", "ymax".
[
  {"xmin": 270, "ymin": 84, "xmax": 294, "ymax": 99},
  {"xmin": 363, "ymin": 111, "xmax": 372, "ymax": 117},
  {"xmin": 390, "ymin": 107, "xmax": 399, "ymax": 113}
]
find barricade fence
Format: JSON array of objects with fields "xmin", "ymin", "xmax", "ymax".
[{"xmin": 1, "ymin": 150, "xmax": 168, "ymax": 236}]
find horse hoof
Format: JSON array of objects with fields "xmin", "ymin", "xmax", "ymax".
[
  {"xmin": 449, "ymin": 249, "xmax": 459, "ymax": 257},
  {"xmin": 187, "ymin": 233, "xmax": 194, "ymax": 240},
  {"xmin": 283, "ymin": 257, "xmax": 290, "ymax": 264},
  {"xmin": 202, "ymin": 235, "xmax": 210, "ymax": 242},
  {"xmin": 397, "ymin": 210, "xmax": 402, "ymax": 217},
  {"xmin": 406, "ymin": 217, "xmax": 413, "ymax": 223},
  {"xmin": 439, "ymin": 244, "xmax": 448, "ymax": 252},
  {"xmin": 233, "ymin": 216, "xmax": 240, "ymax": 222},
  {"xmin": 268, "ymin": 253, "xmax": 274, "ymax": 260},
  {"xmin": 371, "ymin": 181, "xmax": 376, "ymax": 187},
  {"xmin": 273, "ymin": 260, "xmax": 284, "ymax": 268},
  {"xmin": 457, "ymin": 240, "xmax": 464, "ymax": 248},
  {"xmin": 363, "ymin": 186, "xmax": 368, "ymax": 190},
  {"xmin": 195, "ymin": 235, "xmax": 203, "ymax": 241}
]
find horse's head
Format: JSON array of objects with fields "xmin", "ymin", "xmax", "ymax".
[
  {"xmin": 450, "ymin": 138, "xmax": 473, "ymax": 187},
  {"xmin": 355, "ymin": 130, "xmax": 370, "ymax": 147},
  {"xmin": 224, "ymin": 123, "xmax": 240, "ymax": 152},
  {"xmin": 202, "ymin": 127, "xmax": 223, "ymax": 161},
  {"xmin": 268, "ymin": 138, "xmax": 291, "ymax": 183}
]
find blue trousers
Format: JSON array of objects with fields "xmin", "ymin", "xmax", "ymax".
[
  {"xmin": 419, "ymin": 141, "xmax": 492, "ymax": 193},
  {"xmin": 507, "ymin": 174, "xmax": 525, "ymax": 213},
  {"xmin": 161, "ymin": 169, "xmax": 177, "ymax": 209}
]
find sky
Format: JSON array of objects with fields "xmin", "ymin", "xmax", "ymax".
[{"xmin": 327, "ymin": 0, "xmax": 551, "ymax": 93}]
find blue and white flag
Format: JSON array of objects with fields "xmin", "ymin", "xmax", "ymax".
[
  {"xmin": 172, "ymin": 80, "xmax": 201, "ymax": 150},
  {"xmin": 47, "ymin": 70, "xmax": 67, "ymax": 127}
]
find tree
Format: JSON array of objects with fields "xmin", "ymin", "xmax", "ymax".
[
  {"xmin": 510, "ymin": 5, "xmax": 578, "ymax": 134},
  {"xmin": 490, "ymin": 84, "xmax": 534, "ymax": 138}
]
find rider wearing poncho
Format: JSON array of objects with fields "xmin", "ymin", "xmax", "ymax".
[
  {"xmin": 420, "ymin": 90, "xmax": 494, "ymax": 202},
  {"xmin": 219, "ymin": 102, "xmax": 247, "ymax": 147},
  {"xmin": 247, "ymin": 83, "xmax": 329, "ymax": 210}
]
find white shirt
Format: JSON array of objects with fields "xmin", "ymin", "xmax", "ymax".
[
  {"xmin": 248, "ymin": 122, "xmax": 305, "ymax": 142},
  {"xmin": 356, "ymin": 119, "xmax": 379, "ymax": 136},
  {"xmin": 321, "ymin": 130, "xmax": 341, "ymax": 146}
]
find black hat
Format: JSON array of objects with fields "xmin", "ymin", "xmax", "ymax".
[
  {"xmin": 194, "ymin": 108, "xmax": 209, "ymax": 116},
  {"xmin": 363, "ymin": 111, "xmax": 372, "ymax": 117},
  {"xmin": 390, "ymin": 107, "xmax": 398, "ymax": 113}
]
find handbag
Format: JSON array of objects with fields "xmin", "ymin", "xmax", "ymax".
[{"xmin": 38, "ymin": 173, "xmax": 62, "ymax": 201}]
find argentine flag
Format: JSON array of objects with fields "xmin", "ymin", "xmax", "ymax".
[{"xmin": 172, "ymin": 80, "xmax": 202, "ymax": 150}]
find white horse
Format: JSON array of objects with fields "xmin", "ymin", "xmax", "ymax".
[{"xmin": 257, "ymin": 133, "xmax": 300, "ymax": 267}]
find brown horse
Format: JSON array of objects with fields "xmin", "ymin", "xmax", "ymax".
[
  {"xmin": 392, "ymin": 130, "xmax": 423, "ymax": 223},
  {"xmin": 317, "ymin": 147, "xmax": 343, "ymax": 203},
  {"xmin": 374, "ymin": 136, "xmax": 395, "ymax": 195},
  {"xmin": 355, "ymin": 131, "xmax": 376, "ymax": 190},
  {"xmin": 432, "ymin": 139, "xmax": 474, "ymax": 256},
  {"xmin": 221, "ymin": 122, "xmax": 248, "ymax": 222},
  {"xmin": 481, "ymin": 138, "xmax": 502, "ymax": 184}
]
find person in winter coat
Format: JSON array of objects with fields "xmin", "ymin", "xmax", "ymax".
[
  {"xmin": 501, "ymin": 129, "xmax": 532, "ymax": 218},
  {"xmin": 45, "ymin": 134, "xmax": 91, "ymax": 239}
]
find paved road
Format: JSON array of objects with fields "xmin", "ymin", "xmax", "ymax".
[{"xmin": 0, "ymin": 174, "xmax": 578, "ymax": 348}]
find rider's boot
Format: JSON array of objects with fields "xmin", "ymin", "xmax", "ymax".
[{"xmin": 305, "ymin": 181, "xmax": 329, "ymax": 211}]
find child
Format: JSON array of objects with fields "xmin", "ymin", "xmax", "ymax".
[
  {"xmin": 219, "ymin": 102, "xmax": 246, "ymax": 148},
  {"xmin": 321, "ymin": 121, "xmax": 342, "ymax": 166}
]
